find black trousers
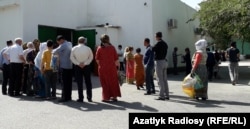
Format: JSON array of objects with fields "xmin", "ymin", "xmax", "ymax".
[
  {"xmin": 185, "ymin": 63, "xmax": 192, "ymax": 76},
  {"xmin": 9, "ymin": 63, "xmax": 23, "ymax": 95},
  {"xmin": 2, "ymin": 64, "xmax": 10, "ymax": 94},
  {"xmin": 22, "ymin": 64, "xmax": 29, "ymax": 93},
  {"xmin": 44, "ymin": 70, "xmax": 57, "ymax": 97},
  {"xmin": 61, "ymin": 68, "xmax": 72, "ymax": 100},
  {"xmin": 173, "ymin": 62, "xmax": 178, "ymax": 74},
  {"xmin": 119, "ymin": 62, "xmax": 124, "ymax": 71},
  {"xmin": 75, "ymin": 65, "xmax": 92, "ymax": 101},
  {"xmin": 206, "ymin": 64, "xmax": 214, "ymax": 80}
]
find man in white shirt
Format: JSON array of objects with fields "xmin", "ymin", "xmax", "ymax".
[
  {"xmin": 4, "ymin": 37, "xmax": 25, "ymax": 96},
  {"xmin": 0, "ymin": 40, "xmax": 13, "ymax": 95},
  {"xmin": 70, "ymin": 36, "xmax": 93, "ymax": 102}
]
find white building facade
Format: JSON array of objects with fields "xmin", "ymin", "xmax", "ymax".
[{"xmin": 0, "ymin": 0, "xmax": 201, "ymax": 68}]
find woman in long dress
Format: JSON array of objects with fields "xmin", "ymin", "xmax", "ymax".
[
  {"xmin": 191, "ymin": 39, "xmax": 208, "ymax": 100},
  {"xmin": 134, "ymin": 48, "xmax": 145, "ymax": 90},
  {"xmin": 95, "ymin": 34, "xmax": 121, "ymax": 102},
  {"xmin": 126, "ymin": 46, "xmax": 135, "ymax": 84}
]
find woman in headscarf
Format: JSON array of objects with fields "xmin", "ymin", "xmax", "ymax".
[
  {"xmin": 134, "ymin": 48, "xmax": 145, "ymax": 90},
  {"xmin": 191, "ymin": 39, "xmax": 208, "ymax": 100},
  {"xmin": 33, "ymin": 42, "xmax": 47, "ymax": 98},
  {"xmin": 95, "ymin": 34, "xmax": 121, "ymax": 102},
  {"xmin": 125, "ymin": 46, "xmax": 135, "ymax": 84}
]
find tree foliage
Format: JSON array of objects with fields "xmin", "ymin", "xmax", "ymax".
[{"xmin": 196, "ymin": 0, "xmax": 250, "ymax": 53}]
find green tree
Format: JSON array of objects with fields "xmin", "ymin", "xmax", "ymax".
[{"xmin": 196, "ymin": 0, "xmax": 250, "ymax": 54}]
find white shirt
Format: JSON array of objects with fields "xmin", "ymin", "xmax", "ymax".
[
  {"xmin": 4, "ymin": 43, "xmax": 24, "ymax": 63},
  {"xmin": 70, "ymin": 44, "xmax": 93, "ymax": 65},
  {"xmin": 117, "ymin": 49, "xmax": 124, "ymax": 62}
]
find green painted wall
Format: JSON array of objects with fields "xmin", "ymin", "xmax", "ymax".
[{"xmin": 236, "ymin": 40, "xmax": 250, "ymax": 55}]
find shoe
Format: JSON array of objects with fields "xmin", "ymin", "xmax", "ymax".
[
  {"xmin": 140, "ymin": 86, "xmax": 144, "ymax": 89},
  {"xmin": 14, "ymin": 93, "xmax": 22, "ymax": 96},
  {"xmin": 165, "ymin": 97, "xmax": 170, "ymax": 100},
  {"xmin": 201, "ymin": 97, "xmax": 207, "ymax": 101},
  {"xmin": 232, "ymin": 82, "xmax": 236, "ymax": 85},
  {"xmin": 50, "ymin": 96, "xmax": 57, "ymax": 100},
  {"xmin": 111, "ymin": 98, "xmax": 118, "ymax": 102},
  {"xmin": 58, "ymin": 99, "xmax": 68, "ymax": 103},
  {"xmin": 195, "ymin": 97, "xmax": 199, "ymax": 100},
  {"xmin": 144, "ymin": 93, "xmax": 151, "ymax": 95},
  {"xmin": 151, "ymin": 91, "xmax": 156, "ymax": 94},
  {"xmin": 45, "ymin": 97, "xmax": 51, "ymax": 100},
  {"xmin": 88, "ymin": 99, "xmax": 93, "ymax": 102},
  {"xmin": 76, "ymin": 99, "xmax": 83, "ymax": 103},
  {"xmin": 27, "ymin": 93, "xmax": 34, "ymax": 96},
  {"xmin": 34, "ymin": 95, "xmax": 43, "ymax": 98},
  {"xmin": 8, "ymin": 93, "xmax": 14, "ymax": 97},
  {"xmin": 2, "ymin": 92, "xmax": 7, "ymax": 95},
  {"xmin": 155, "ymin": 97, "xmax": 165, "ymax": 100},
  {"xmin": 137, "ymin": 87, "xmax": 140, "ymax": 90},
  {"xmin": 102, "ymin": 100, "xmax": 110, "ymax": 102}
]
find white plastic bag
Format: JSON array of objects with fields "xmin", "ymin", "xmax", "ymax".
[
  {"xmin": 182, "ymin": 74, "xmax": 197, "ymax": 98},
  {"xmin": 182, "ymin": 74, "xmax": 197, "ymax": 87}
]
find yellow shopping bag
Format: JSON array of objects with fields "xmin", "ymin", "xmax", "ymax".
[
  {"xmin": 182, "ymin": 87, "xmax": 195, "ymax": 98},
  {"xmin": 182, "ymin": 74, "xmax": 196, "ymax": 98}
]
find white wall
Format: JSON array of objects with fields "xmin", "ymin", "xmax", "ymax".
[
  {"xmin": 0, "ymin": 0, "xmax": 22, "ymax": 49},
  {"xmin": 152, "ymin": 0, "xmax": 200, "ymax": 68},
  {"xmin": 21, "ymin": 0, "xmax": 88, "ymax": 43},
  {"xmin": 87, "ymin": 0, "xmax": 153, "ymax": 53}
]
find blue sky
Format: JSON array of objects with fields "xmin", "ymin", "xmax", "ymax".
[{"xmin": 180, "ymin": 0, "xmax": 203, "ymax": 9}]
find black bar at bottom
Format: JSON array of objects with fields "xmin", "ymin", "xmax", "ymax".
[{"xmin": 129, "ymin": 113, "xmax": 250, "ymax": 129}]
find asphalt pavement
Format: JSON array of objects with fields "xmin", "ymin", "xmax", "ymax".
[{"xmin": 0, "ymin": 61, "xmax": 249, "ymax": 129}]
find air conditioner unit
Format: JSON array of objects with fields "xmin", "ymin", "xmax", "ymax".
[{"xmin": 168, "ymin": 19, "xmax": 177, "ymax": 29}]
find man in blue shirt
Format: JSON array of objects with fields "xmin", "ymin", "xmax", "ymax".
[
  {"xmin": 143, "ymin": 38, "xmax": 155, "ymax": 95},
  {"xmin": 0, "ymin": 40, "xmax": 13, "ymax": 95},
  {"xmin": 52, "ymin": 35, "xmax": 73, "ymax": 102}
]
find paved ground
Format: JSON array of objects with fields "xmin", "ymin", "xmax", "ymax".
[{"xmin": 0, "ymin": 61, "xmax": 249, "ymax": 129}]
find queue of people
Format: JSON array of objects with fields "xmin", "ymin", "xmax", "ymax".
[{"xmin": 0, "ymin": 31, "xmax": 241, "ymax": 103}]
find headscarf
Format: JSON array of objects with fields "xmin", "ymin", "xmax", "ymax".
[
  {"xmin": 195, "ymin": 39, "xmax": 207, "ymax": 52},
  {"xmin": 34, "ymin": 42, "xmax": 47, "ymax": 70}
]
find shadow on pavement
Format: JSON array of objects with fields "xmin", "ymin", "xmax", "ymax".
[
  {"xmin": 169, "ymin": 94, "xmax": 250, "ymax": 108},
  {"xmin": 52, "ymin": 100, "xmax": 158, "ymax": 112},
  {"xmin": 16, "ymin": 95, "xmax": 158, "ymax": 112}
]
